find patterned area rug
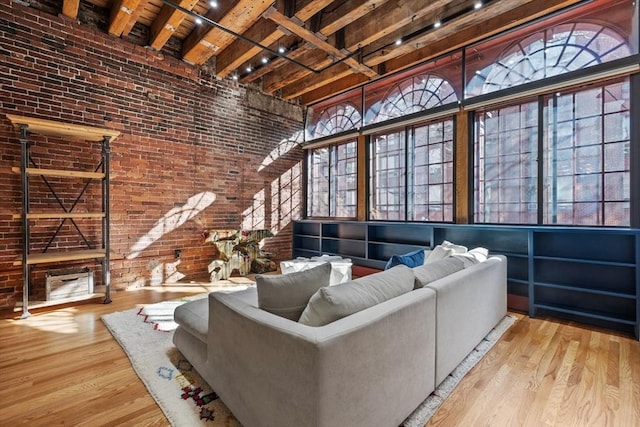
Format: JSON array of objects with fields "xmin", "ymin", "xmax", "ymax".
[{"xmin": 102, "ymin": 296, "xmax": 516, "ymax": 426}]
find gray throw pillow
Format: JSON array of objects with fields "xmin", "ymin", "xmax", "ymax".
[
  {"xmin": 256, "ymin": 262, "xmax": 331, "ymax": 321},
  {"xmin": 298, "ymin": 264, "xmax": 415, "ymax": 327},
  {"xmin": 413, "ymin": 256, "xmax": 466, "ymax": 289}
]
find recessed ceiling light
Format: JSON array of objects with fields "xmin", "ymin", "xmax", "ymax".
[
  {"xmin": 395, "ymin": 39, "xmax": 402, "ymax": 46},
  {"xmin": 232, "ymin": 74, "xmax": 238, "ymax": 81},
  {"xmin": 434, "ymin": 21, "xmax": 441, "ymax": 28},
  {"xmin": 195, "ymin": 17, "xmax": 203, "ymax": 25},
  {"xmin": 278, "ymin": 46, "xmax": 286, "ymax": 54},
  {"xmin": 209, "ymin": 1, "xmax": 218, "ymax": 7},
  {"xmin": 262, "ymin": 57, "xmax": 269, "ymax": 64},
  {"xmin": 246, "ymin": 66, "xmax": 252, "ymax": 73},
  {"xmin": 474, "ymin": 1, "xmax": 483, "ymax": 9}
]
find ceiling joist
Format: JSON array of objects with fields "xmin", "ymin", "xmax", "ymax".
[
  {"xmin": 216, "ymin": 0, "xmax": 337, "ymax": 79},
  {"xmin": 109, "ymin": 0, "xmax": 143, "ymax": 37},
  {"xmin": 61, "ymin": 0, "xmax": 80, "ymax": 20},
  {"xmin": 262, "ymin": 6, "xmax": 377, "ymax": 78},
  {"xmin": 182, "ymin": 0, "xmax": 273, "ymax": 65},
  {"xmin": 149, "ymin": 0, "xmax": 199, "ymax": 50}
]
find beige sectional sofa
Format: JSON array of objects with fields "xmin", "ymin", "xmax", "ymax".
[{"xmin": 173, "ymin": 253, "xmax": 507, "ymax": 427}]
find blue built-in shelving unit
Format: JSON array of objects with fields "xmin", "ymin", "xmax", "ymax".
[{"xmin": 292, "ymin": 220, "xmax": 640, "ymax": 340}]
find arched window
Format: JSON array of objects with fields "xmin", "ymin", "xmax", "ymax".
[
  {"xmin": 368, "ymin": 74, "xmax": 458, "ymax": 124},
  {"xmin": 311, "ymin": 102, "xmax": 362, "ymax": 139},
  {"xmin": 467, "ymin": 23, "xmax": 630, "ymax": 97}
]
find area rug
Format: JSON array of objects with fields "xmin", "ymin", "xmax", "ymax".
[{"xmin": 103, "ymin": 296, "xmax": 516, "ymax": 427}]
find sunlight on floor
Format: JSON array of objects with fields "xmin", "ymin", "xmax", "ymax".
[{"xmin": 10, "ymin": 308, "xmax": 81, "ymax": 334}]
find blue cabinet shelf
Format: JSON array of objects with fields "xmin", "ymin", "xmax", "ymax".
[{"xmin": 292, "ymin": 220, "xmax": 640, "ymax": 339}]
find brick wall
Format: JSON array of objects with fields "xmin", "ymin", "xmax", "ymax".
[{"xmin": 0, "ymin": 1, "xmax": 305, "ymax": 311}]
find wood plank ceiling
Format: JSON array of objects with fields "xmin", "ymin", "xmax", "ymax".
[{"xmin": 62, "ymin": 0, "xmax": 583, "ymax": 105}]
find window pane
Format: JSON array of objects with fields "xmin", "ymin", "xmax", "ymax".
[
  {"xmin": 409, "ymin": 119, "xmax": 455, "ymax": 222},
  {"xmin": 475, "ymin": 102, "xmax": 538, "ymax": 224},
  {"xmin": 331, "ymin": 141, "xmax": 358, "ymax": 218},
  {"xmin": 370, "ymin": 131, "xmax": 406, "ymax": 220},
  {"xmin": 543, "ymin": 79, "xmax": 630, "ymax": 225},
  {"xmin": 307, "ymin": 148, "xmax": 329, "ymax": 216}
]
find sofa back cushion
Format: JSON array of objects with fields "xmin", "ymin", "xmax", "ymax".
[
  {"xmin": 298, "ymin": 264, "xmax": 415, "ymax": 326},
  {"xmin": 413, "ymin": 256, "xmax": 466, "ymax": 289},
  {"xmin": 256, "ymin": 262, "xmax": 331, "ymax": 321}
]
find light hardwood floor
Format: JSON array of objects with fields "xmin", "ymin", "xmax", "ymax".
[{"xmin": 1, "ymin": 284, "xmax": 639, "ymax": 426}]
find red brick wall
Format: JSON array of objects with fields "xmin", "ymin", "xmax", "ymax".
[{"xmin": 0, "ymin": 2, "xmax": 305, "ymax": 311}]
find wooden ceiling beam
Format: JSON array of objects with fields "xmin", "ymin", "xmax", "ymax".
[
  {"xmin": 342, "ymin": 0, "xmax": 454, "ymax": 53},
  {"xmin": 121, "ymin": 0, "xmax": 149, "ymax": 37},
  {"xmin": 149, "ymin": 0, "xmax": 200, "ymax": 51},
  {"xmin": 247, "ymin": 0, "xmax": 387, "ymax": 85},
  {"xmin": 241, "ymin": 41, "xmax": 316, "ymax": 84},
  {"xmin": 318, "ymin": 0, "xmax": 390, "ymax": 37},
  {"xmin": 109, "ymin": 0, "xmax": 143, "ymax": 37},
  {"xmin": 215, "ymin": 0, "xmax": 338, "ymax": 79},
  {"xmin": 214, "ymin": 19, "xmax": 283, "ymax": 78},
  {"xmin": 263, "ymin": 6, "xmax": 377, "ymax": 78},
  {"xmin": 261, "ymin": 0, "xmax": 449, "ymax": 94},
  {"xmin": 62, "ymin": 0, "xmax": 80, "ymax": 20},
  {"xmin": 182, "ymin": 0, "xmax": 273, "ymax": 65},
  {"xmin": 299, "ymin": 0, "xmax": 583, "ymax": 104}
]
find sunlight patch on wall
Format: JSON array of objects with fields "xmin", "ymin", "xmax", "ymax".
[
  {"xmin": 270, "ymin": 163, "xmax": 302, "ymax": 234},
  {"xmin": 258, "ymin": 131, "xmax": 303, "ymax": 172},
  {"xmin": 127, "ymin": 191, "xmax": 216, "ymax": 259},
  {"xmin": 242, "ymin": 189, "xmax": 265, "ymax": 230}
]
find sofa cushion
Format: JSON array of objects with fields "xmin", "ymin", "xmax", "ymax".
[
  {"xmin": 298, "ymin": 264, "xmax": 415, "ymax": 326},
  {"xmin": 384, "ymin": 248, "xmax": 425, "ymax": 270},
  {"xmin": 256, "ymin": 262, "xmax": 331, "ymax": 321},
  {"xmin": 413, "ymin": 256, "xmax": 466, "ymax": 289},
  {"xmin": 173, "ymin": 288, "xmax": 258, "ymax": 343},
  {"xmin": 174, "ymin": 297, "xmax": 209, "ymax": 343}
]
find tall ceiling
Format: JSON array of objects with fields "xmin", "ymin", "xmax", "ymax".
[{"xmin": 63, "ymin": 0, "xmax": 583, "ymax": 105}]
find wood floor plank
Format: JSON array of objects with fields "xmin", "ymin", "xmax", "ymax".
[{"xmin": 2, "ymin": 285, "xmax": 640, "ymax": 426}]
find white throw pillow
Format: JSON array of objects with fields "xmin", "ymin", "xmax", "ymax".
[
  {"xmin": 256, "ymin": 262, "xmax": 331, "ymax": 321},
  {"xmin": 424, "ymin": 245, "xmax": 452, "ymax": 264},
  {"xmin": 298, "ymin": 265, "xmax": 415, "ymax": 327},
  {"xmin": 425, "ymin": 240, "xmax": 467, "ymax": 264},
  {"xmin": 441, "ymin": 240, "xmax": 468, "ymax": 254}
]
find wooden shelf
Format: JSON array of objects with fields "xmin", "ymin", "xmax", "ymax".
[
  {"xmin": 6, "ymin": 114, "xmax": 120, "ymax": 142},
  {"xmin": 12, "ymin": 212, "xmax": 105, "ymax": 220},
  {"xmin": 11, "ymin": 167, "xmax": 105, "ymax": 179},
  {"xmin": 13, "ymin": 249, "xmax": 106, "ymax": 266}
]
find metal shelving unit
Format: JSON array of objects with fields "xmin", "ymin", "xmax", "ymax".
[{"xmin": 7, "ymin": 114, "xmax": 120, "ymax": 318}]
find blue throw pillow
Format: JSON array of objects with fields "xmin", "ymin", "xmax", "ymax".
[{"xmin": 384, "ymin": 249, "xmax": 425, "ymax": 270}]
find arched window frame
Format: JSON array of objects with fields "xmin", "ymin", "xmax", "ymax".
[
  {"xmin": 467, "ymin": 22, "xmax": 631, "ymax": 97},
  {"xmin": 367, "ymin": 74, "xmax": 459, "ymax": 124},
  {"xmin": 310, "ymin": 102, "xmax": 362, "ymax": 139}
]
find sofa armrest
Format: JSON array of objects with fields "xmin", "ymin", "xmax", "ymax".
[
  {"xmin": 206, "ymin": 287, "xmax": 437, "ymax": 427},
  {"xmin": 428, "ymin": 255, "xmax": 507, "ymax": 385}
]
